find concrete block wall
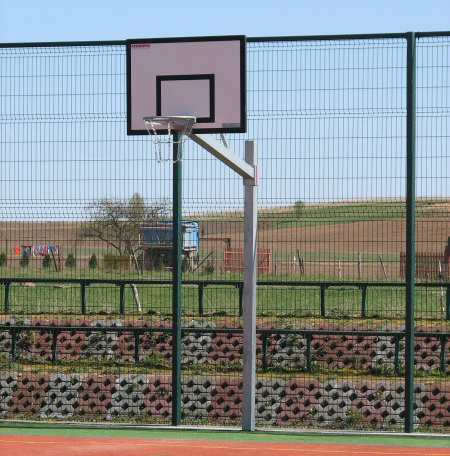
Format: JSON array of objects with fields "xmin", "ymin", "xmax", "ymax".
[
  {"xmin": 0, "ymin": 319, "xmax": 448, "ymax": 374},
  {"xmin": 1, "ymin": 371, "xmax": 449, "ymax": 428},
  {"xmin": 0, "ymin": 318, "xmax": 449, "ymax": 429}
]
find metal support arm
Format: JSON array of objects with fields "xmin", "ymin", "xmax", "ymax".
[{"xmin": 189, "ymin": 134, "xmax": 256, "ymax": 182}]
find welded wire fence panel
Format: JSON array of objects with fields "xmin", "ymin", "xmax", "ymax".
[
  {"xmin": 0, "ymin": 34, "xmax": 449, "ymax": 431},
  {"xmin": 0, "ymin": 44, "xmax": 173, "ymax": 425},
  {"xmin": 246, "ymin": 37, "xmax": 410, "ymax": 430},
  {"xmin": 415, "ymin": 35, "xmax": 450, "ymax": 429}
]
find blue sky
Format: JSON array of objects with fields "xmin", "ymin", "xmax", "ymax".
[
  {"xmin": 0, "ymin": 1, "xmax": 449, "ymax": 218},
  {"xmin": 1, "ymin": 0, "xmax": 449, "ymax": 43}
]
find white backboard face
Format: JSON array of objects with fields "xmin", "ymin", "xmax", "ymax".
[{"xmin": 127, "ymin": 36, "xmax": 246, "ymax": 135}]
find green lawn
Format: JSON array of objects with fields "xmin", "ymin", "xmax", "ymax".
[
  {"xmin": 272, "ymin": 199, "xmax": 449, "ymax": 229},
  {"xmin": 0, "ymin": 274, "xmax": 447, "ymax": 321}
]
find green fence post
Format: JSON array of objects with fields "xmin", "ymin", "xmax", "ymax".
[
  {"xmin": 261, "ymin": 332, "xmax": 268, "ymax": 371},
  {"xmin": 198, "ymin": 284, "xmax": 204, "ymax": 315},
  {"xmin": 361, "ymin": 285, "xmax": 367, "ymax": 318},
  {"xmin": 238, "ymin": 283, "xmax": 244, "ymax": 317},
  {"xmin": 394, "ymin": 335, "xmax": 400, "ymax": 375},
  {"xmin": 306, "ymin": 332, "xmax": 312, "ymax": 372},
  {"xmin": 51, "ymin": 328, "xmax": 58, "ymax": 364},
  {"xmin": 320, "ymin": 286, "xmax": 326, "ymax": 317},
  {"xmin": 81, "ymin": 281, "xmax": 87, "ymax": 315},
  {"xmin": 440, "ymin": 335, "xmax": 446, "ymax": 374},
  {"xmin": 134, "ymin": 330, "xmax": 140, "ymax": 366},
  {"xmin": 405, "ymin": 31, "xmax": 416, "ymax": 434},
  {"xmin": 11, "ymin": 327, "xmax": 17, "ymax": 362},
  {"xmin": 4, "ymin": 282, "xmax": 10, "ymax": 314},
  {"xmin": 446, "ymin": 286, "xmax": 450, "ymax": 321},
  {"xmin": 119, "ymin": 283, "xmax": 125, "ymax": 315}
]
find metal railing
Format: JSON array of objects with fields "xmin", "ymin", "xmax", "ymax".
[{"xmin": 1, "ymin": 277, "xmax": 449, "ymax": 319}]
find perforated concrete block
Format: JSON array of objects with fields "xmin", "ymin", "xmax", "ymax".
[
  {"xmin": 350, "ymin": 381, "xmax": 389, "ymax": 427},
  {"xmin": 40, "ymin": 373, "xmax": 83, "ymax": 419},
  {"xmin": 208, "ymin": 377, "xmax": 242, "ymax": 421},
  {"xmin": 419, "ymin": 383, "xmax": 450, "ymax": 428},
  {"xmin": 106, "ymin": 375, "xmax": 148, "ymax": 420},
  {"xmin": 11, "ymin": 373, "xmax": 48, "ymax": 417},
  {"xmin": 77, "ymin": 374, "xmax": 112, "ymax": 418},
  {"xmin": 370, "ymin": 326, "xmax": 405, "ymax": 369},
  {"xmin": 181, "ymin": 376, "xmax": 215, "ymax": 419},
  {"xmin": 181, "ymin": 321, "xmax": 215, "ymax": 365},
  {"xmin": 83, "ymin": 320, "xmax": 121, "ymax": 361},
  {"xmin": 379, "ymin": 382, "xmax": 420, "ymax": 428},
  {"xmin": 254, "ymin": 378, "xmax": 285, "ymax": 424},
  {"xmin": 0, "ymin": 318, "xmax": 31, "ymax": 362},
  {"xmin": 277, "ymin": 379, "xmax": 319, "ymax": 425},
  {"xmin": 0, "ymin": 372, "xmax": 18, "ymax": 415},
  {"xmin": 140, "ymin": 375, "xmax": 172, "ymax": 419},
  {"xmin": 312, "ymin": 380, "xmax": 354, "ymax": 426},
  {"xmin": 270, "ymin": 332, "xmax": 307, "ymax": 368}
]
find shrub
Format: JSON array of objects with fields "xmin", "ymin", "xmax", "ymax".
[
  {"xmin": 65, "ymin": 252, "xmax": 76, "ymax": 268},
  {"xmin": 142, "ymin": 354, "xmax": 164, "ymax": 367},
  {"xmin": 103, "ymin": 253, "xmax": 130, "ymax": 270},
  {"xmin": 182, "ymin": 255, "xmax": 190, "ymax": 273},
  {"xmin": 0, "ymin": 252, "xmax": 6, "ymax": 267},
  {"xmin": 19, "ymin": 252, "xmax": 30, "ymax": 268},
  {"xmin": 203, "ymin": 260, "xmax": 214, "ymax": 274},
  {"xmin": 88, "ymin": 253, "xmax": 98, "ymax": 269},
  {"xmin": 295, "ymin": 200, "xmax": 306, "ymax": 218},
  {"xmin": 157, "ymin": 258, "xmax": 165, "ymax": 271},
  {"xmin": 42, "ymin": 254, "xmax": 52, "ymax": 268}
]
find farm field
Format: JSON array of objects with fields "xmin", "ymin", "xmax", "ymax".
[
  {"xmin": 2, "ymin": 200, "xmax": 450, "ymax": 262},
  {"xmin": 0, "ymin": 200, "xmax": 449, "ymax": 323}
]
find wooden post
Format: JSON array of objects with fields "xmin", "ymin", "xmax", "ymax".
[
  {"xmin": 379, "ymin": 254, "xmax": 388, "ymax": 278},
  {"xmin": 131, "ymin": 247, "xmax": 141, "ymax": 276},
  {"xmin": 439, "ymin": 261, "xmax": 445, "ymax": 316},
  {"xmin": 297, "ymin": 249, "xmax": 305, "ymax": 276},
  {"xmin": 130, "ymin": 284, "xmax": 142, "ymax": 312},
  {"xmin": 50, "ymin": 248, "xmax": 58, "ymax": 272},
  {"xmin": 358, "ymin": 252, "xmax": 362, "ymax": 279}
]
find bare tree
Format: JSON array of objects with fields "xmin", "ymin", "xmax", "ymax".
[{"xmin": 81, "ymin": 193, "xmax": 169, "ymax": 255}]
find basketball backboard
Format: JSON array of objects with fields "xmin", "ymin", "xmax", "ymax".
[{"xmin": 126, "ymin": 35, "xmax": 246, "ymax": 135}]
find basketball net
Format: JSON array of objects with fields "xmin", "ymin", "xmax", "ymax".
[{"xmin": 143, "ymin": 116, "xmax": 196, "ymax": 163}]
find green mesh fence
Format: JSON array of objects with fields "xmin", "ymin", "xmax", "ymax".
[{"xmin": 0, "ymin": 33, "xmax": 449, "ymax": 432}]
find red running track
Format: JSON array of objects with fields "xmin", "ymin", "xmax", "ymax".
[{"xmin": 1, "ymin": 435, "xmax": 449, "ymax": 456}]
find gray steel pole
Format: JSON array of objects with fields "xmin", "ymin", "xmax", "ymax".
[
  {"xmin": 242, "ymin": 140, "xmax": 258, "ymax": 431},
  {"xmin": 172, "ymin": 133, "xmax": 182, "ymax": 426}
]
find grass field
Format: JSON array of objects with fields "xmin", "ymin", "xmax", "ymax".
[{"xmin": 0, "ymin": 270, "xmax": 448, "ymax": 321}]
